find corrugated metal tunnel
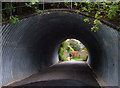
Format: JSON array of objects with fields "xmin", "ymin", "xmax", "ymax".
[{"xmin": 1, "ymin": 11, "xmax": 119, "ymax": 87}]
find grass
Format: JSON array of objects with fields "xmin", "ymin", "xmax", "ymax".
[
  {"xmin": 58, "ymin": 57, "xmax": 86, "ymax": 63},
  {"xmin": 72, "ymin": 58, "xmax": 83, "ymax": 61},
  {"xmin": 64, "ymin": 59, "xmax": 69, "ymax": 61}
]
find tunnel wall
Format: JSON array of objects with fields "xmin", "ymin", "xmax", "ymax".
[
  {"xmin": 1, "ymin": 17, "xmax": 57, "ymax": 85},
  {"xmin": 118, "ymin": 31, "xmax": 120, "ymax": 87},
  {"xmin": 87, "ymin": 24, "xmax": 118, "ymax": 86},
  {"xmin": 0, "ymin": 26, "xmax": 2, "ymax": 87},
  {"xmin": 0, "ymin": 11, "xmax": 119, "ymax": 87},
  {"xmin": 1, "ymin": 20, "xmax": 44, "ymax": 86}
]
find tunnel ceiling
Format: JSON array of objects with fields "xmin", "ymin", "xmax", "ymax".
[
  {"xmin": 19, "ymin": 12, "xmax": 101, "ymax": 59},
  {"xmin": 1, "ymin": 10, "xmax": 118, "ymax": 87}
]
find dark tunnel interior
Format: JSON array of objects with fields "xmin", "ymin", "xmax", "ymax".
[{"xmin": 1, "ymin": 11, "xmax": 119, "ymax": 87}]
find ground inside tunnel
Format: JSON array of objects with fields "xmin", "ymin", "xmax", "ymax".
[
  {"xmin": 1, "ymin": 10, "xmax": 118, "ymax": 87},
  {"xmin": 8, "ymin": 61, "xmax": 100, "ymax": 87}
]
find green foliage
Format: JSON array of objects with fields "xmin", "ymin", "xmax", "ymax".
[
  {"xmin": 9, "ymin": 16, "xmax": 19, "ymax": 26},
  {"xmin": 58, "ymin": 40, "xmax": 75, "ymax": 61},
  {"xmin": 84, "ymin": 18, "xmax": 89, "ymax": 23},
  {"xmin": 84, "ymin": 18, "xmax": 102, "ymax": 32},
  {"xmin": 107, "ymin": 9, "xmax": 117, "ymax": 20},
  {"xmin": 25, "ymin": 1, "xmax": 40, "ymax": 7},
  {"xmin": 72, "ymin": 58, "xmax": 83, "ymax": 61},
  {"xmin": 2, "ymin": 2, "xmax": 120, "ymax": 30},
  {"xmin": 81, "ymin": 2, "xmax": 119, "ymax": 31},
  {"xmin": 4, "ymin": 3, "xmax": 15, "ymax": 13},
  {"xmin": 58, "ymin": 39, "xmax": 89, "ymax": 62},
  {"xmin": 25, "ymin": 2, "xmax": 43, "ymax": 13},
  {"xmin": 64, "ymin": 59, "xmax": 69, "ymax": 61},
  {"xmin": 81, "ymin": 45, "xmax": 88, "ymax": 61},
  {"xmin": 94, "ymin": 19, "xmax": 102, "ymax": 25},
  {"xmin": 66, "ymin": 45, "xmax": 74, "ymax": 52},
  {"xmin": 58, "ymin": 41, "xmax": 67, "ymax": 61},
  {"xmin": 58, "ymin": 61, "xmax": 62, "ymax": 63},
  {"xmin": 95, "ymin": 11, "xmax": 102, "ymax": 19},
  {"xmin": 66, "ymin": 39, "xmax": 81, "ymax": 51},
  {"xmin": 90, "ymin": 19, "xmax": 102, "ymax": 32},
  {"xmin": 65, "ymin": 3, "xmax": 71, "ymax": 8},
  {"xmin": 74, "ymin": 2, "xmax": 78, "ymax": 7},
  {"xmin": 91, "ymin": 25, "xmax": 99, "ymax": 32},
  {"xmin": 58, "ymin": 39, "xmax": 81, "ymax": 62},
  {"xmin": 82, "ymin": 7, "xmax": 88, "ymax": 11},
  {"xmin": 3, "ymin": 3, "xmax": 19, "ymax": 25},
  {"xmin": 93, "ymin": 19, "xmax": 102, "ymax": 31},
  {"xmin": 36, "ymin": 9, "xmax": 44, "ymax": 13},
  {"xmin": 25, "ymin": 3, "xmax": 33, "ymax": 7}
]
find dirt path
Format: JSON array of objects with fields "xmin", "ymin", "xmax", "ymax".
[{"xmin": 66, "ymin": 57, "xmax": 76, "ymax": 61}]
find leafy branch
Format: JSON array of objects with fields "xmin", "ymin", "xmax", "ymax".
[{"xmin": 9, "ymin": 16, "xmax": 19, "ymax": 26}]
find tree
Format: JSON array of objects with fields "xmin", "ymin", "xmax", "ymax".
[
  {"xmin": 58, "ymin": 40, "xmax": 74, "ymax": 61},
  {"xmin": 66, "ymin": 39, "xmax": 81, "ymax": 51},
  {"xmin": 81, "ymin": 45, "xmax": 88, "ymax": 60},
  {"xmin": 66, "ymin": 45, "xmax": 74, "ymax": 53}
]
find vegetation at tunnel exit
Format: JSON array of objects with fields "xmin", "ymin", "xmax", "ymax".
[
  {"xmin": 2, "ymin": 1, "xmax": 120, "ymax": 31},
  {"xmin": 58, "ymin": 39, "xmax": 88, "ymax": 62}
]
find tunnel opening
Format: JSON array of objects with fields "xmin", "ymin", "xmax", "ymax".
[{"xmin": 58, "ymin": 38, "xmax": 88, "ymax": 62}]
